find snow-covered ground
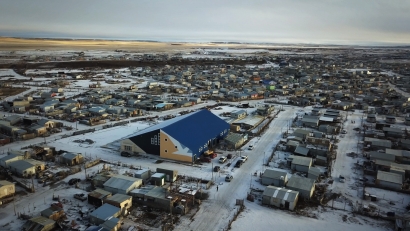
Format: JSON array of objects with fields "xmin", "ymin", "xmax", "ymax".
[{"xmin": 231, "ymin": 201, "xmax": 392, "ymax": 231}]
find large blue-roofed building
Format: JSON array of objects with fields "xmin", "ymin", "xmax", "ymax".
[{"xmin": 120, "ymin": 109, "xmax": 230, "ymax": 162}]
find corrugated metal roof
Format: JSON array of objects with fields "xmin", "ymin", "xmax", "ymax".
[
  {"xmin": 262, "ymin": 186, "xmax": 298, "ymax": 202},
  {"xmin": 225, "ymin": 133, "xmax": 244, "ymax": 144},
  {"xmin": 103, "ymin": 175, "xmax": 142, "ymax": 191},
  {"xmin": 291, "ymin": 156, "xmax": 312, "ymax": 166},
  {"xmin": 8, "ymin": 160, "xmax": 35, "ymax": 172},
  {"xmin": 385, "ymin": 149, "xmax": 403, "ymax": 157},
  {"xmin": 263, "ymin": 169, "xmax": 287, "ymax": 179},
  {"xmin": 89, "ymin": 188, "xmax": 112, "ymax": 199},
  {"xmin": 286, "ymin": 176, "xmax": 315, "ymax": 192},
  {"xmin": 61, "ymin": 152, "xmax": 81, "ymax": 160},
  {"xmin": 0, "ymin": 180, "xmax": 14, "ymax": 187},
  {"xmin": 369, "ymin": 151, "xmax": 395, "ymax": 162},
  {"xmin": 377, "ymin": 170, "xmax": 402, "ymax": 184},
  {"xmin": 90, "ymin": 203, "xmax": 120, "ymax": 220},
  {"xmin": 105, "ymin": 193, "xmax": 131, "ymax": 203},
  {"xmin": 294, "ymin": 146, "xmax": 310, "ymax": 156}
]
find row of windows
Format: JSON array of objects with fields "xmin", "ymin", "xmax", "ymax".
[{"xmin": 124, "ymin": 145, "xmax": 132, "ymax": 151}]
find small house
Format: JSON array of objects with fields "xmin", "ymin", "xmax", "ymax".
[
  {"xmin": 134, "ymin": 169, "xmax": 151, "ymax": 181},
  {"xmin": 308, "ymin": 167, "xmax": 321, "ymax": 181},
  {"xmin": 151, "ymin": 173, "xmax": 166, "ymax": 186},
  {"xmin": 262, "ymin": 186, "xmax": 299, "ymax": 211},
  {"xmin": 385, "ymin": 115, "xmax": 396, "ymax": 124},
  {"xmin": 60, "ymin": 152, "xmax": 84, "ymax": 166},
  {"xmin": 104, "ymin": 194, "xmax": 132, "ymax": 216},
  {"xmin": 89, "ymin": 203, "xmax": 121, "ymax": 225},
  {"xmin": 0, "ymin": 180, "xmax": 15, "ymax": 199},
  {"xmin": 88, "ymin": 188, "xmax": 112, "ymax": 207},
  {"xmin": 286, "ymin": 176, "xmax": 316, "ymax": 199},
  {"xmin": 22, "ymin": 216, "xmax": 56, "ymax": 231},
  {"xmin": 376, "ymin": 170, "xmax": 402, "ymax": 190},
  {"xmin": 367, "ymin": 114, "xmax": 377, "ymax": 123},
  {"xmin": 40, "ymin": 205, "xmax": 65, "ymax": 221},
  {"xmin": 290, "ymin": 156, "xmax": 312, "ymax": 173},
  {"xmin": 156, "ymin": 168, "xmax": 178, "ymax": 182},
  {"xmin": 103, "ymin": 175, "xmax": 142, "ymax": 194},
  {"xmin": 261, "ymin": 169, "xmax": 288, "ymax": 187}
]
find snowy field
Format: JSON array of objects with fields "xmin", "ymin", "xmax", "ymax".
[{"xmin": 231, "ymin": 201, "xmax": 392, "ymax": 231}]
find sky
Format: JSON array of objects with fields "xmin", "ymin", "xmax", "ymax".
[{"xmin": 1, "ymin": 0, "xmax": 410, "ymax": 45}]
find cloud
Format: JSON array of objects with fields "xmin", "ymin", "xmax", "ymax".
[{"xmin": 0, "ymin": 0, "xmax": 409, "ymax": 45}]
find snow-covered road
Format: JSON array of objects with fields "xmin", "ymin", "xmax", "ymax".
[{"xmin": 174, "ymin": 108, "xmax": 297, "ymax": 231}]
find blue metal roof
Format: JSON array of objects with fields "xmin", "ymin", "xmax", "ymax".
[{"xmin": 162, "ymin": 109, "xmax": 230, "ymax": 156}]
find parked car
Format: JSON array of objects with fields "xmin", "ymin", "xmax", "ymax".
[
  {"xmin": 121, "ymin": 151, "xmax": 132, "ymax": 157},
  {"xmin": 235, "ymin": 160, "xmax": 243, "ymax": 168},
  {"xmin": 227, "ymin": 154, "xmax": 233, "ymax": 159},
  {"xmin": 219, "ymin": 156, "xmax": 227, "ymax": 163},
  {"xmin": 201, "ymin": 157, "xmax": 212, "ymax": 163},
  {"xmin": 240, "ymin": 156, "xmax": 248, "ymax": 163},
  {"xmin": 248, "ymin": 145, "xmax": 254, "ymax": 150},
  {"xmin": 339, "ymin": 175, "xmax": 345, "ymax": 183},
  {"xmin": 213, "ymin": 166, "xmax": 221, "ymax": 172},
  {"xmin": 209, "ymin": 153, "xmax": 217, "ymax": 159},
  {"xmin": 225, "ymin": 174, "xmax": 233, "ymax": 182},
  {"xmin": 74, "ymin": 193, "xmax": 87, "ymax": 202},
  {"xmin": 341, "ymin": 130, "xmax": 347, "ymax": 134},
  {"xmin": 68, "ymin": 178, "xmax": 81, "ymax": 185}
]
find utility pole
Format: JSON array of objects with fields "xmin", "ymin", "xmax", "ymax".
[{"xmin": 211, "ymin": 163, "xmax": 213, "ymax": 182}]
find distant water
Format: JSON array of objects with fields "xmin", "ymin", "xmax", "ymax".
[{"xmin": 1, "ymin": 31, "xmax": 409, "ymax": 47}]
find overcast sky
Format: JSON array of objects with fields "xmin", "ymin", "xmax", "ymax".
[{"xmin": 1, "ymin": 0, "xmax": 409, "ymax": 45}]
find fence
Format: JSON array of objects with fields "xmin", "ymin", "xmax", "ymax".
[
  {"xmin": 85, "ymin": 159, "xmax": 101, "ymax": 169},
  {"xmin": 72, "ymin": 128, "xmax": 95, "ymax": 136}
]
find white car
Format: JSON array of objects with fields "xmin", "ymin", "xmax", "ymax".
[
  {"xmin": 341, "ymin": 129, "xmax": 347, "ymax": 134},
  {"xmin": 248, "ymin": 145, "xmax": 254, "ymax": 150},
  {"xmin": 219, "ymin": 156, "xmax": 227, "ymax": 163},
  {"xmin": 240, "ymin": 155, "xmax": 248, "ymax": 162}
]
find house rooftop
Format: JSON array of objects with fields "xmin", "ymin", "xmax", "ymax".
[
  {"xmin": 104, "ymin": 193, "xmax": 131, "ymax": 203},
  {"xmin": 377, "ymin": 170, "xmax": 402, "ymax": 184},
  {"xmin": 263, "ymin": 185, "xmax": 298, "ymax": 202},
  {"xmin": 290, "ymin": 155, "xmax": 312, "ymax": 166},
  {"xmin": 286, "ymin": 175, "xmax": 315, "ymax": 192},
  {"xmin": 103, "ymin": 174, "xmax": 141, "ymax": 191},
  {"xmin": 263, "ymin": 169, "xmax": 287, "ymax": 179},
  {"xmin": 90, "ymin": 203, "xmax": 120, "ymax": 220}
]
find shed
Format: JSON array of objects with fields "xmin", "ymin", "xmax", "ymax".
[
  {"xmin": 0, "ymin": 180, "xmax": 15, "ymax": 199},
  {"xmin": 224, "ymin": 132, "xmax": 246, "ymax": 149},
  {"xmin": 134, "ymin": 169, "xmax": 151, "ymax": 181},
  {"xmin": 60, "ymin": 152, "xmax": 84, "ymax": 166},
  {"xmin": 89, "ymin": 203, "xmax": 121, "ymax": 225},
  {"xmin": 294, "ymin": 146, "xmax": 310, "ymax": 157},
  {"xmin": 290, "ymin": 156, "xmax": 312, "ymax": 173},
  {"xmin": 151, "ymin": 173, "xmax": 166, "ymax": 186},
  {"xmin": 22, "ymin": 216, "xmax": 56, "ymax": 231},
  {"xmin": 100, "ymin": 217, "xmax": 121, "ymax": 231},
  {"xmin": 376, "ymin": 170, "xmax": 402, "ymax": 190},
  {"xmin": 104, "ymin": 193, "xmax": 132, "ymax": 216},
  {"xmin": 262, "ymin": 186, "xmax": 299, "ymax": 210},
  {"xmin": 286, "ymin": 176, "xmax": 316, "ymax": 199},
  {"xmin": 88, "ymin": 188, "xmax": 112, "ymax": 207},
  {"xmin": 156, "ymin": 168, "xmax": 178, "ymax": 182},
  {"xmin": 308, "ymin": 167, "xmax": 321, "ymax": 181},
  {"xmin": 40, "ymin": 205, "xmax": 65, "ymax": 221},
  {"xmin": 261, "ymin": 169, "xmax": 288, "ymax": 187},
  {"xmin": 8, "ymin": 160, "xmax": 37, "ymax": 177},
  {"xmin": 103, "ymin": 175, "xmax": 142, "ymax": 194}
]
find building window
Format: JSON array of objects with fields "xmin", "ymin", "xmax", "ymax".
[
  {"xmin": 175, "ymin": 146, "xmax": 177, "ymax": 149},
  {"xmin": 165, "ymin": 150, "xmax": 168, "ymax": 153},
  {"xmin": 165, "ymin": 138, "xmax": 168, "ymax": 141},
  {"xmin": 154, "ymin": 135, "xmax": 157, "ymax": 145},
  {"xmin": 124, "ymin": 145, "xmax": 132, "ymax": 151}
]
